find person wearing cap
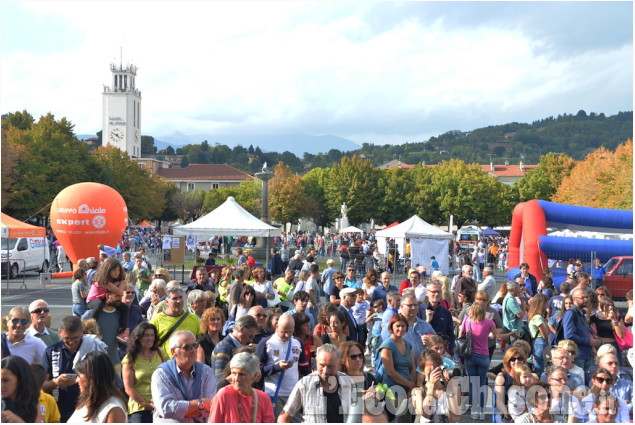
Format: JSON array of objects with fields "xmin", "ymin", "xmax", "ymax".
[
  {"xmin": 339, "ymin": 287, "xmax": 360, "ymax": 342},
  {"xmin": 245, "ymin": 249, "xmax": 256, "ymax": 269},
  {"xmin": 27, "ymin": 299, "xmax": 61, "ymax": 347}
]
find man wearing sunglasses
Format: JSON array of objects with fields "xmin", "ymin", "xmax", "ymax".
[
  {"xmin": 547, "ymin": 365, "xmax": 582, "ymax": 423},
  {"xmin": 26, "ymin": 299, "xmax": 61, "ymax": 347},
  {"xmin": 2, "ymin": 306, "xmax": 47, "ymax": 365},
  {"xmin": 152, "ymin": 330, "xmax": 216, "ymax": 422}
]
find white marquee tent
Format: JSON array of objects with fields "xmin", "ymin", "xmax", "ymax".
[
  {"xmin": 173, "ymin": 196, "xmax": 281, "ymax": 264},
  {"xmin": 376, "ymin": 215, "xmax": 454, "ymax": 275},
  {"xmin": 339, "ymin": 225, "xmax": 364, "ymax": 234}
]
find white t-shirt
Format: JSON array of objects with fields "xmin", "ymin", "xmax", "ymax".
[
  {"xmin": 68, "ymin": 396, "xmax": 126, "ymax": 423},
  {"xmin": 296, "ymin": 278, "xmax": 320, "ymax": 310},
  {"xmin": 253, "ymin": 280, "xmax": 275, "ymax": 299},
  {"xmin": 262, "ymin": 334, "xmax": 304, "ymax": 397},
  {"xmin": 414, "ymin": 285, "xmax": 426, "ymax": 303}
]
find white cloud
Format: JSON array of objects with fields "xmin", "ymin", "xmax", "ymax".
[{"xmin": 1, "ymin": 1, "xmax": 632, "ymax": 144}]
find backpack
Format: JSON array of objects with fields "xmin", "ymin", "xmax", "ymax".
[{"xmin": 373, "ymin": 345, "xmax": 385, "ymax": 383}]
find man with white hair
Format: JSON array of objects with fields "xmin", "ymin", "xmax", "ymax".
[
  {"xmin": 27, "ymin": 299, "xmax": 61, "ymax": 347},
  {"xmin": 453, "ymin": 264, "xmax": 476, "ymax": 308},
  {"xmin": 478, "ymin": 267, "xmax": 497, "ymax": 302},
  {"xmin": 141, "ymin": 278, "xmax": 167, "ymax": 317},
  {"xmin": 278, "ymin": 344, "xmax": 356, "ymax": 423},
  {"xmin": 151, "ymin": 330, "xmax": 216, "ymax": 422},
  {"xmin": 598, "ymin": 352, "xmax": 633, "ymax": 415}
]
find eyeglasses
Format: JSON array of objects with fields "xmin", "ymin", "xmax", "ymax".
[
  {"xmin": 402, "ymin": 304, "xmax": 418, "ymax": 308},
  {"xmin": 428, "ymin": 290, "xmax": 440, "ymax": 294},
  {"xmin": 334, "ymin": 277, "xmax": 344, "ymax": 280},
  {"xmin": 348, "ymin": 353, "xmax": 364, "ymax": 360},
  {"xmin": 10, "ymin": 318, "xmax": 28, "ymax": 326},
  {"xmin": 597, "ymin": 293, "xmax": 606, "ymax": 297},
  {"xmin": 31, "ymin": 308, "xmax": 49, "ymax": 314},
  {"xmin": 125, "ymin": 291, "xmax": 136, "ymax": 294},
  {"xmin": 549, "ymin": 376, "xmax": 568, "ymax": 383},
  {"xmin": 177, "ymin": 343, "xmax": 199, "ymax": 351},
  {"xmin": 567, "ymin": 350, "xmax": 576, "ymax": 357},
  {"xmin": 595, "ymin": 377, "xmax": 612, "ymax": 384},
  {"xmin": 154, "ymin": 274, "xmax": 163, "ymax": 277},
  {"xmin": 509, "ymin": 356, "xmax": 524, "ymax": 363},
  {"xmin": 255, "ymin": 314, "xmax": 266, "ymax": 317}
]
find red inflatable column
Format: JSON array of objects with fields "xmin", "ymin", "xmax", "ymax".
[
  {"xmin": 508, "ymin": 202, "xmax": 525, "ymax": 270},
  {"xmin": 521, "ymin": 200, "xmax": 548, "ymax": 284}
]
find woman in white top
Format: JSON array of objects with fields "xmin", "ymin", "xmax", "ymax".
[
  {"xmin": 251, "ymin": 266, "xmax": 276, "ymax": 307},
  {"xmin": 412, "ymin": 350, "xmax": 461, "ymax": 423},
  {"xmin": 575, "ymin": 368, "xmax": 631, "ymax": 423},
  {"xmin": 68, "ymin": 351, "xmax": 127, "ymax": 423}
]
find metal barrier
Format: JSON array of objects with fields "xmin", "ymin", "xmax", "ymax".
[{"xmin": 1, "ymin": 258, "xmax": 27, "ymax": 295}]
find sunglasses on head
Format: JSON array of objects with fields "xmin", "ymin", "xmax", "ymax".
[
  {"xmin": 31, "ymin": 308, "xmax": 49, "ymax": 314},
  {"xmin": 11, "ymin": 318, "xmax": 28, "ymax": 326}
]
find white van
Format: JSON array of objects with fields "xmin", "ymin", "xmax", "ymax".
[{"xmin": 1, "ymin": 237, "xmax": 50, "ymax": 278}]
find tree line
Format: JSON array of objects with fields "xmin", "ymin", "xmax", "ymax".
[{"xmin": 2, "ymin": 111, "xmax": 631, "ymax": 230}]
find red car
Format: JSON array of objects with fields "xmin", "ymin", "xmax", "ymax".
[{"xmin": 602, "ymin": 256, "xmax": 633, "ymax": 299}]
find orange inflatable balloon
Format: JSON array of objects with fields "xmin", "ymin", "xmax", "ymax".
[{"xmin": 50, "ymin": 183, "xmax": 128, "ymax": 265}]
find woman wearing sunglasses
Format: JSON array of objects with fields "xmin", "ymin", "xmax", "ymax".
[
  {"xmin": 494, "ymin": 347, "xmax": 527, "ymax": 422},
  {"xmin": 575, "ymin": 368, "xmax": 630, "ymax": 423},
  {"xmin": 339, "ymin": 341, "xmax": 376, "ymax": 391},
  {"xmin": 513, "ymin": 381, "xmax": 554, "ymax": 423},
  {"xmin": 2, "ymin": 306, "xmax": 47, "ymax": 365}
]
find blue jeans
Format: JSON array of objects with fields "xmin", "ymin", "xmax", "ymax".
[
  {"xmin": 533, "ymin": 337, "xmax": 548, "ymax": 376},
  {"xmin": 72, "ymin": 304, "xmax": 86, "ymax": 317},
  {"xmin": 128, "ymin": 410, "xmax": 152, "ymax": 423},
  {"xmin": 464, "ymin": 352, "xmax": 490, "ymax": 412}
]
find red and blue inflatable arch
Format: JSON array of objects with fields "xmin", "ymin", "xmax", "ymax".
[{"xmin": 508, "ymin": 200, "xmax": 633, "ymax": 283}]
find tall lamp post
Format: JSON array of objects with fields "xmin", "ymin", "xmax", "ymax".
[{"xmin": 255, "ymin": 165, "xmax": 275, "ymax": 267}]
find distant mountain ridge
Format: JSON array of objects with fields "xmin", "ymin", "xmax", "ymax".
[{"xmin": 77, "ymin": 132, "xmax": 360, "ymax": 155}]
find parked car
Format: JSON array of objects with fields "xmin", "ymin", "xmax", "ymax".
[
  {"xmin": 602, "ymin": 256, "xmax": 633, "ymax": 299},
  {"xmin": 1, "ymin": 236, "xmax": 50, "ymax": 278}
]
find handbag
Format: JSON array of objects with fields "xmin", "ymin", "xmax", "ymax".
[
  {"xmin": 615, "ymin": 327, "xmax": 633, "ymax": 350},
  {"xmin": 455, "ymin": 319, "xmax": 473, "ymax": 358}
]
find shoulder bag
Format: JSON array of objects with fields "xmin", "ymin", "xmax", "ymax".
[{"xmin": 455, "ymin": 319, "xmax": 473, "ymax": 358}]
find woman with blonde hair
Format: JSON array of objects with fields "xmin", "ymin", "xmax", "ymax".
[
  {"xmin": 151, "ymin": 267, "xmax": 171, "ymax": 285},
  {"xmin": 437, "ymin": 275, "xmax": 453, "ymax": 310},
  {"xmin": 458, "ymin": 300, "xmax": 510, "ymax": 419}
]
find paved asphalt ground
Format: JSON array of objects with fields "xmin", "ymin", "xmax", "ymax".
[{"xmin": 1, "ymin": 265, "xmax": 630, "ymax": 422}]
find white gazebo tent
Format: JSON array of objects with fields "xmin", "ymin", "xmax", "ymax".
[
  {"xmin": 375, "ymin": 215, "xmax": 454, "ymax": 275},
  {"xmin": 173, "ymin": 196, "xmax": 281, "ymax": 264},
  {"xmin": 339, "ymin": 225, "xmax": 364, "ymax": 234}
]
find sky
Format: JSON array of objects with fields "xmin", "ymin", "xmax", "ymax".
[{"xmin": 1, "ymin": 1, "xmax": 633, "ymax": 145}]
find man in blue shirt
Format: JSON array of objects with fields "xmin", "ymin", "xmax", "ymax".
[
  {"xmin": 371, "ymin": 271, "xmax": 398, "ymax": 305},
  {"xmin": 587, "ymin": 258, "xmax": 606, "ymax": 289},
  {"xmin": 564, "ymin": 287, "xmax": 602, "ymax": 371},
  {"xmin": 380, "ymin": 291, "xmax": 401, "ymax": 335},
  {"xmin": 344, "ymin": 265, "xmax": 361, "ymax": 289},
  {"xmin": 418, "ymin": 281, "xmax": 455, "ymax": 354},
  {"xmin": 513, "ymin": 262, "xmax": 537, "ymax": 296},
  {"xmin": 599, "ymin": 352, "xmax": 633, "ymax": 415},
  {"xmin": 381, "ymin": 292, "xmax": 435, "ymax": 363}
]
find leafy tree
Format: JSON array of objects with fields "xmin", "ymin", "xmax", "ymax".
[
  {"xmin": 1, "ymin": 110, "xmax": 34, "ymax": 131},
  {"xmin": 93, "ymin": 145, "xmax": 168, "ymax": 220},
  {"xmin": 0, "ymin": 127, "xmax": 19, "ymax": 208},
  {"xmin": 174, "ymin": 190, "xmax": 205, "ymax": 222},
  {"xmin": 2, "ymin": 113, "xmax": 96, "ymax": 219},
  {"xmin": 158, "ymin": 181, "xmax": 181, "ymax": 223},
  {"xmin": 269, "ymin": 162, "xmax": 306, "ymax": 225},
  {"xmin": 424, "ymin": 159, "xmax": 512, "ymax": 228},
  {"xmin": 514, "ymin": 153, "xmax": 576, "ymax": 202},
  {"xmin": 552, "ymin": 140, "xmax": 633, "ymax": 209},
  {"xmin": 203, "ymin": 187, "xmax": 238, "ymax": 213},
  {"xmin": 375, "ymin": 168, "xmax": 415, "ymax": 224},
  {"xmin": 325, "ymin": 155, "xmax": 379, "ymax": 225},
  {"xmin": 141, "ymin": 135, "xmax": 157, "ymax": 155},
  {"xmin": 235, "ymin": 178, "xmax": 261, "ymax": 217},
  {"xmin": 165, "ymin": 146, "xmax": 175, "ymax": 155},
  {"xmin": 302, "ymin": 167, "xmax": 333, "ymax": 229}
]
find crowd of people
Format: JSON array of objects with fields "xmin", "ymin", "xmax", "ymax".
[{"xmin": 1, "ymin": 234, "xmax": 633, "ymax": 423}]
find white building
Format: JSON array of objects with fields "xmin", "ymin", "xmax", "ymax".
[{"xmin": 102, "ymin": 63, "xmax": 142, "ymax": 157}]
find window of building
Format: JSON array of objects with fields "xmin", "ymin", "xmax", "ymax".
[
  {"xmin": 187, "ymin": 183, "xmax": 195, "ymax": 192},
  {"xmin": 212, "ymin": 183, "xmax": 219, "ymax": 189}
]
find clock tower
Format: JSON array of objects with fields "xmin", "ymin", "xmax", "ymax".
[{"xmin": 102, "ymin": 62, "xmax": 142, "ymax": 157}]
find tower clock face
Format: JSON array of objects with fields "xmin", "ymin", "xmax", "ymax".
[{"xmin": 110, "ymin": 128, "xmax": 124, "ymax": 143}]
